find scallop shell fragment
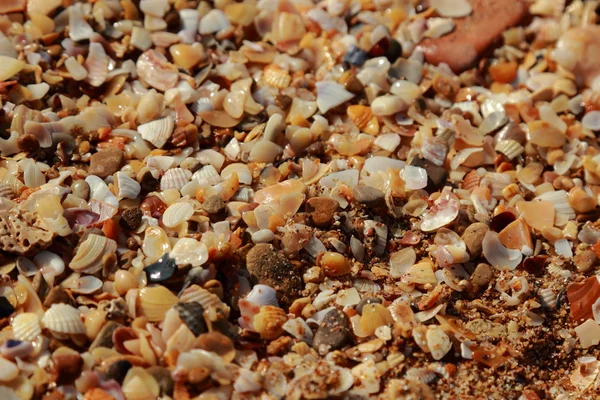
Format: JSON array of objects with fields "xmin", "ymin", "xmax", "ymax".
[
  {"xmin": 69, "ymin": 234, "xmax": 117, "ymax": 274},
  {"xmin": 138, "ymin": 116, "xmax": 174, "ymax": 149},
  {"xmin": 169, "ymin": 238, "xmax": 209, "ymax": 267},
  {"xmin": 41, "ymin": 303, "xmax": 86, "ymax": 334},
  {"xmin": 11, "ymin": 312, "xmax": 42, "ymax": 341},
  {"xmin": 426, "ymin": 326, "xmax": 452, "ymax": 360}
]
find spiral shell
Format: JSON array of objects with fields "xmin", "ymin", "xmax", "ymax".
[
  {"xmin": 69, "ymin": 234, "xmax": 118, "ymax": 274},
  {"xmin": 41, "ymin": 303, "xmax": 86, "ymax": 334},
  {"xmin": 11, "ymin": 312, "xmax": 42, "ymax": 341}
]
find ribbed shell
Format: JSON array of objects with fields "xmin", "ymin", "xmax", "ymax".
[
  {"xmin": 179, "ymin": 284, "xmax": 230, "ymax": 316},
  {"xmin": 69, "ymin": 234, "xmax": 118, "ymax": 274},
  {"xmin": 41, "ymin": 303, "xmax": 86, "ymax": 334},
  {"xmin": 138, "ymin": 116, "xmax": 174, "ymax": 148},
  {"xmin": 495, "ymin": 139, "xmax": 524, "ymax": 160},
  {"xmin": 160, "ymin": 168, "xmax": 190, "ymax": 191},
  {"xmin": 11, "ymin": 312, "xmax": 42, "ymax": 341}
]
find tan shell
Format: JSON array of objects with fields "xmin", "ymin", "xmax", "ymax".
[
  {"xmin": 69, "ymin": 234, "xmax": 118, "ymax": 274},
  {"xmin": 495, "ymin": 139, "xmax": 524, "ymax": 160},
  {"xmin": 121, "ymin": 367, "xmax": 160, "ymax": 400},
  {"xmin": 261, "ymin": 64, "xmax": 291, "ymax": 89},
  {"xmin": 347, "ymin": 105, "xmax": 379, "ymax": 135},
  {"xmin": 138, "ymin": 285, "xmax": 179, "ymax": 322},
  {"xmin": 42, "ymin": 303, "xmax": 86, "ymax": 334},
  {"xmin": 11, "ymin": 312, "xmax": 42, "ymax": 341},
  {"xmin": 179, "ymin": 284, "xmax": 230, "ymax": 317},
  {"xmin": 252, "ymin": 306, "xmax": 287, "ymax": 340},
  {"xmin": 138, "ymin": 116, "xmax": 174, "ymax": 149},
  {"xmin": 0, "ymin": 208, "xmax": 54, "ymax": 256}
]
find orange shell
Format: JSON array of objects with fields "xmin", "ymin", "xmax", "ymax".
[{"xmin": 567, "ymin": 276, "xmax": 600, "ymax": 322}]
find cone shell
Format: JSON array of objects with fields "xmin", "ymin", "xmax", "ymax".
[
  {"xmin": 138, "ymin": 285, "xmax": 179, "ymax": 322},
  {"xmin": 122, "ymin": 367, "xmax": 160, "ymax": 400},
  {"xmin": 11, "ymin": 312, "xmax": 41, "ymax": 341},
  {"xmin": 69, "ymin": 234, "xmax": 118, "ymax": 274},
  {"xmin": 495, "ymin": 140, "xmax": 524, "ymax": 160},
  {"xmin": 179, "ymin": 284, "xmax": 230, "ymax": 316},
  {"xmin": 262, "ymin": 64, "xmax": 291, "ymax": 89},
  {"xmin": 41, "ymin": 303, "xmax": 86, "ymax": 334},
  {"xmin": 252, "ymin": 306, "xmax": 287, "ymax": 340},
  {"xmin": 138, "ymin": 116, "xmax": 175, "ymax": 149}
]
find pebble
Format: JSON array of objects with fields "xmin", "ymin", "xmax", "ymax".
[
  {"xmin": 90, "ymin": 321, "xmax": 123, "ymax": 350},
  {"xmin": 352, "ymin": 185, "xmax": 385, "ymax": 207},
  {"xmin": 0, "ymin": 296, "xmax": 14, "ymax": 318},
  {"xmin": 53, "ymin": 353, "xmax": 83, "ymax": 384},
  {"xmin": 306, "ymin": 197, "xmax": 339, "ymax": 228},
  {"xmin": 356, "ymin": 297, "xmax": 383, "ymax": 315},
  {"xmin": 342, "ymin": 46, "xmax": 368, "ymax": 66},
  {"xmin": 410, "ymin": 156, "xmax": 447, "ymax": 193},
  {"xmin": 138, "ymin": 169, "xmax": 160, "ymax": 193},
  {"xmin": 574, "ymin": 249, "xmax": 597, "ymax": 272},
  {"xmin": 71, "ymin": 180, "xmax": 90, "ymax": 201},
  {"xmin": 420, "ymin": 0, "xmax": 527, "ymax": 72},
  {"xmin": 105, "ymin": 359, "xmax": 132, "ymax": 384},
  {"xmin": 462, "ymin": 222, "xmax": 489, "ymax": 259},
  {"xmin": 470, "ymin": 263, "xmax": 493, "ymax": 288},
  {"xmin": 43, "ymin": 287, "xmax": 75, "ymax": 308},
  {"xmin": 246, "ymin": 244, "xmax": 302, "ymax": 306},
  {"xmin": 147, "ymin": 366, "xmax": 174, "ymax": 396},
  {"xmin": 120, "ymin": 208, "xmax": 143, "ymax": 231},
  {"xmin": 88, "ymin": 148, "xmax": 124, "ymax": 178},
  {"xmin": 466, "ymin": 318, "xmax": 507, "ymax": 340},
  {"xmin": 145, "ymin": 254, "xmax": 177, "ymax": 283},
  {"xmin": 202, "ymin": 194, "xmax": 225, "ymax": 214},
  {"xmin": 313, "ymin": 308, "xmax": 351, "ymax": 353}
]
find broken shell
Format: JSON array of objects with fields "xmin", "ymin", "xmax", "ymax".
[
  {"xmin": 160, "ymin": 168, "xmax": 190, "ymax": 191},
  {"xmin": 199, "ymin": 9, "xmax": 231, "ymax": 34},
  {"xmin": 429, "ymin": 0, "xmax": 472, "ymax": 17},
  {"xmin": 115, "ymin": 172, "xmax": 141, "ymax": 200},
  {"xmin": 42, "ymin": 303, "xmax": 86, "ymax": 334},
  {"xmin": 253, "ymin": 305, "xmax": 287, "ymax": 339},
  {"xmin": 138, "ymin": 116, "xmax": 175, "ymax": 149},
  {"xmin": 371, "ymin": 95, "xmax": 407, "ymax": 116},
  {"xmin": 179, "ymin": 285, "xmax": 229, "ymax": 316},
  {"xmin": 527, "ymin": 121, "xmax": 567, "ymax": 147},
  {"xmin": 359, "ymin": 303, "xmax": 393, "ymax": 337},
  {"xmin": 84, "ymin": 42, "xmax": 108, "ymax": 87},
  {"xmin": 136, "ymin": 49, "xmax": 178, "ymax": 92},
  {"xmin": 162, "ymin": 201, "xmax": 194, "ymax": 228},
  {"xmin": 495, "ymin": 140, "xmax": 524, "ymax": 160},
  {"xmin": 0, "ymin": 56, "xmax": 25, "ymax": 82},
  {"xmin": 11, "ymin": 313, "xmax": 42, "ymax": 341},
  {"xmin": 138, "ymin": 285, "xmax": 179, "ymax": 322},
  {"xmin": 142, "ymin": 226, "xmax": 172, "ymax": 262},
  {"xmin": 122, "ymin": 367, "xmax": 160, "ymax": 400},
  {"xmin": 195, "ymin": 331, "xmax": 235, "ymax": 362},
  {"xmin": 316, "ymin": 81, "xmax": 355, "ymax": 114},
  {"xmin": 426, "ymin": 326, "xmax": 452, "ymax": 360},
  {"xmin": 174, "ymin": 302, "xmax": 207, "ymax": 336},
  {"xmin": 262, "ymin": 64, "xmax": 292, "ymax": 89},
  {"xmin": 70, "ymin": 234, "xmax": 118, "ymax": 274},
  {"xmin": 0, "ymin": 357, "xmax": 19, "ymax": 382},
  {"xmin": 169, "ymin": 238, "xmax": 209, "ymax": 267}
]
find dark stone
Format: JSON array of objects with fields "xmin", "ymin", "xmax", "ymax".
[
  {"xmin": 385, "ymin": 39, "xmax": 403, "ymax": 64},
  {"xmin": 489, "ymin": 211, "xmax": 517, "ymax": 232},
  {"xmin": 313, "ymin": 309, "xmax": 351, "ymax": 354},
  {"xmin": 120, "ymin": 208, "xmax": 143, "ymax": 231},
  {"xmin": 410, "ymin": 156, "xmax": 447, "ymax": 193},
  {"xmin": 352, "ymin": 185, "xmax": 385, "ymax": 207},
  {"xmin": 246, "ymin": 244, "xmax": 302, "ymax": 306},
  {"xmin": 356, "ymin": 297, "xmax": 383, "ymax": 315},
  {"xmin": 145, "ymin": 254, "xmax": 177, "ymax": 283},
  {"xmin": 174, "ymin": 302, "xmax": 207, "ymax": 336},
  {"xmin": 138, "ymin": 169, "xmax": 159, "ymax": 193},
  {"xmin": 105, "ymin": 359, "xmax": 132, "ymax": 384},
  {"xmin": 343, "ymin": 46, "xmax": 368, "ymax": 67},
  {"xmin": 0, "ymin": 296, "xmax": 15, "ymax": 318}
]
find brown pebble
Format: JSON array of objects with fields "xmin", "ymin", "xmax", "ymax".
[
  {"xmin": 306, "ymin": 197, "xmax": 339, "ymax": 228},
  {"xmin": 246, "ymin": 243, "xmax": 302, "ymax": 306},
  {"xmin": 137, "ymin": 169, "xmax": 160, "ymax": 193},
  {"xmin": 344, "ymin": 75, "xmax": 364, "ymax": 94},
  {"xmin": 120, "ymin": 208, "xmax": 143, "ymax": 231},
  {"xmin": 470, "ymin": 263, "xmax": 493, "ymax": 288},
  {"xmin": 53, "ymin": 353, "xmax": 83, "ymax": 384},
  {"xmin": 313, "ymin": 308, "xmax": 351, "ymax": 354},
  {"xmin": 88, "ymin": 148, "xmax": 124, "ymax": 178},
  {"xmin": 147, "ymin": 366, "xmax": 174, "ymax": 396},
  {"xmin": 266, "ymin": 336, "xmax": 292, "ymax": 356},
  {"xmin": 462, "ymin": 222, "xmax": 489, "ymax": 259},
  {"xmin": 202, "ymin": 194, "xmax": 225, "ymax": 214},
  {"xmin": 17, "ymin": 133, "xmax": 40, "ymax": 154},
  {"xmin": 352, "ymin": 185, "xmax": 385, "ymax": 207},
  {"xmin": 465, "ymin": 318, "xmax": 507, "ymax": 340},
  {"xmin": 575, "ymin": 249, "xmax": 597, "ymax": 272}
]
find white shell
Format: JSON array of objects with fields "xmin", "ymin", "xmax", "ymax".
[
  {"xmin": 33, "ymin": 251, "xmax": 65, "ymax": 283},
  {"xmin": 193, "ymin": 165, "xmax": 222, "ymax": 186},
  {"xmin": 138, "ymin": 116, "xmax": 175, "ymax": 148},
  {"xmin": 162, "ymin": 201, "xmax": 194, "ymax": 228},
  {"xmin": 68, "ymin": 4, "xmax": 94, "ymax": 41},
  {"xmin": 169, "ymin": 238, "xmax": 209, "ymax": 267},
  {"xmin": 249, "ymin": 140, "xmax": 283, "ymax": 163},
  {"xmin": 482, "ymin": 231, "xmax": 522, "ymax": 270},
  {"xmin": 199, "ymin": 9, "xmax": 231, "ymax": 34},
  {"xmin": 61, "ymin": 273, "xmax": 103, "ymax": 294},
  {"xmin": 69, "ymin": 234, "xmax": 118, "ymax": 274},
  {"xmin": 424, "ymin": 18, "xmax": 455, "ymax": 38},
  {"xmin": 495, "ymin": 140, "xmax": 524, "ymax": 160},
  {"xmin": 42, "ymin": 303, "xmax": 86, "ymax": 334},
  {"xmin": 371, "ymin": 95, "xmax": 407, "ymax": 116},
  {"xmin": 374, "ymin": 133, "xmax": 400, "ymax": 152},
  {"xmin": 116, "ymin": 172, "xmax": 141, "ymax": 200},
  {"xmin": 429, "ymin": 0, "xmax": 472, "ymax": 18},
  {"xmin": 160, "ymin": 168, "xmax": 191, "ymax": 191},
  {"xmin": 86, "ymin": 175, "xmax": 118, "ymax": 207},
  {"xmin": 221, "ymin": 163, "xmax": 252, "ymax": 185},
  {"xmin": 0, "ymin": 357, "xmax": 18, "ymax": 382},
  {"xmin": 244, "ymin": 284, "xmax": 279, "ymax": 307},
  {"xmin": 282, "ymin": 317, "xmax": 314, "ymax": 344},
  {"xmin": 426, "ymin": 326, "xmax": 452, "ymax": 360},
  {"xmin": 11, "ymin": 313, "xmax": 42, "ymax": 341},
  {"xmin": 316, "ymin": 81, "xmax": 355, "ymax": 114},
  {"xmin": 84, "ymin": 42, "xmax": 108, "ymax": 87},
  {"xmin": 179, "ymin": 284, "xmax": 229, "ymax": 315}
]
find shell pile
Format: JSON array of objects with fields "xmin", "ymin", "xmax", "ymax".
[{"xmin": 2, "ymin": 0, "xmax": 600, "ymax": 398}]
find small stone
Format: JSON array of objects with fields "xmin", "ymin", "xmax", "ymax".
[
  {"xmin": 462, "ymin": 222, "xmax": 489, "ymax": 259},
  {"xmin": 120, "ymin": 208, "xmax": 143, "ymax": 231},
  {"xmin": 353, "ymin": 185, "xmax": 385, "ymax": 207},
  {"xmin": 246, "ymin": 244, "xmax": 302, "ymax": 306},
  {"xmin": 53, "ymin": 352, "xmax": 83, "ymax": 384},
  {"xmin": 0, "ymin": 297, "xmax": 14, "ymax": 318},
  {"xmin": 145, "ymin": 254, "xmax": 177, "ymax": 283},
  {"xmin": 343, "ymin": 75, "xmax": 364, "ymax": 94},
  {"xmin": 384, "ymin": 38, "xmax": 402, "ymax": 64},
  {"xmin": 313, "ymin": 309, "xmax": 351, "ymax": 353},
  {"xmin": 306, "ymin": 197, "xmax": 339, "ymax": 228},
  {"xmin": 343, "ymin": 46, "xmax": 368, "ymax": 66},
  {"xmin": 410, "ymin": 156, "xmax": 447, "ymax": 193},
  {"xmin": 575, "ymin": 249, "xmax": 597, "ymax": 272},
  {"xmin": 90, "ymin": 321, "xmax": 123, "ymax": 350},
  {"xmin": 138, "ymin": 169, "xmax": 159, "ymax": 193},
  {"xmin": 89, "ymin": 148, "xmax": 124, "ymax": 178},
  {"xmin": 356, "ymin": 297, "xmax": 383, "ymax": 315},
  {"xmin": 202, "ymin": 195, "xmax": 225, "ymax": 214},
  {"xmin": 105, "ymin": 359, "xmax": 132, "ymax": 384},
  {"xmin": 71, "ymin": 180, "xmax": 90, "ymax": 201},
  {"xmin": 147, "ymin": 366, "xmax": 174, "ymax": 396},
  {"xmin": 43, "ymin": 287, "xmax": 75, "ymax": 308},
  {"xmin": 470, "ymin": 263, "xmax": 493, "ymax": 288}
]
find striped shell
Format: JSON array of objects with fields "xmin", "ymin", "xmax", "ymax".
[
  {"xmin": 11, "ymin": 312, "xmax": 42, "ymax": 341},
  {"xmin": 253, "ymin": 306, "xmax": 287, "ymax": 339},
  {"xmin": 41, "ymin": 304, "xmax": 86, "ymax": 334},
  {"xmin": 160, "ymin": 168, "xmax": 191, "ymax": 191},
  {"xmin": 495, "ymin": 140, "xmax": 524, "ymax": 160},
  {"xmin": 138, "ymin": 285, "xmax": 179, "ymax": 322},
  {"xmin": 262, "ymin": 64, "xmax": 291, "ymax": 89},
  {"xmin": 162, "ymin": 201, "xmax": 195, "ymax": 228},
  {"xmin": 115, "ymin": 172, "xmax": 141, "ymax": 200},
  {"xmin": 138, "ymin": 116, "xmax": 175, "ymax": 149},
  {"xmin": 69, "ymin": 234, "xmax": 118, "ymax": 274},
  {"xmin": 179, "ymin": 284, "xmax": 230, "ymax": 316}
]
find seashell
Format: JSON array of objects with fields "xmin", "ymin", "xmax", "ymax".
[
  {"xmin": 162, "ymin": 201, "xmax": 194, "ymax": 228},
  {"xmin": 142, "ymin": 226, "xmax": 171, "ymax": 261},
  {"xmin": 160, "ymin": 168, "xmax": 190, "ymax": 191},
  {"xmin": 70, "ymin": 234, "xmax": 118, "ymax": 274},
  {"xmin": 346, "ymin": 105, "xmax": 378, "ymax": 135},
  {"xmin": 34, "ymin": 251, "xmax": 65, "ymax": 283},
  {"xmin": 262, "ymin": 64, "xmax": 292, "ymax": 89},
  {"xmin": 139, "ymin": 0, "xmax": 168, "ymax": 18},
  {"xmin": 538, "ymin": 287, "xmax": 558, "ymax": 309},
  {"xmin": 582, "ymin": 110, "xmax": 600, "ymax": 131},
  {"xmin": 199, "ymin": 9, "xmax": 231, "ymax": 34},
  {"xmin": 122, "ymin": 367, "xmax": 160, "ymax": 400},
  {"xmin": 86, "ymin": 175, "xmax": 118, "ymax": 208},
  {"xmin": 249, "ymin": 140, "xmax": 283, "ymax": 163},
  {"xmin": 482, "ymin": 231, "xmax": 522, "ymax": 270},
  {"xmin": 253, "ymin": 306, "xmax": 287, "ymax": 339},
  {"xmin": 390, "ymin": 248, "xmax": 417, "ymax": 278},
  {"xmin": 11, "ymin": 313, "xmax": 41, "ymax": 341},
  {"xmin": 137, "ymin": 49, "xmax": 178, "ymax": 92},
  {"xmin": 174, "ymin": 302, "xmax": 207, "ymax": 336},
  {"xmin": 359, "ymin": 303, "xmax": 393, "ymax": 337},
  {"xmin": 42, "ymin": 303, "xmax": 86, "ymax": 334},
  {"xmin": 374, "ymin": 133, "xmax": 400, "ymax": 152},
  {"xmin": 61, "ymin": 274, "xmax": 103, "ymax": 295},
  {"xmin": 138, "ymin": 285, "xmax": 179, "ymax": 322},
  {"xmin": 420, "ymin": 188, "xmax": 460, "ymax": 232},
  {"xmin": 535, "ymin": 190, "xmax": 575, "ymax": 219},
  {"xmin": 84, "ymin": 42, "xmax": 108, "ymax": 87},
  {"xmin": 527, "ymin": 121, "xmax": 566, "ymax": 148},
  {"xmin": 221, "ymin": 163, "xmax": 252, "ymax": 185},
  {"xmin": 179, "ymin": 285, "xmax": 229, "ymax": 316},
  {"xmin": 479, "ymin": 111, "xmax": 508, "ymax": 135},
  {"xmin": 115, "ymin": 172, "xmax": 141, "ymax": 200},
  {"xmin": 0, "ymin": 357, "xmax": 19, "ymax": 382},
  {"xmin": 195, "ymin": 331, "xmax": 235, "ymax": 362},
  {"xmin": 371, "ymin": 95, "xmax": 407, "ymax": 116},
  {"xmin": 282, "ymin": 317, "xmax": 314, "ymax": 344},
  {"xmin": 138, "ymin": 116, "xmax": 174, "ymax": 149},
  {"xmin": 429, "ymin": 0, "xmax": 472, "ymax": 17},
  {"xmin": 424, "ymin": 17, "xmax": 455, "ymax": 39},
  {"xmin": 254, "ymin": 179, "xmax": 306, "ymax": 204},
  {"xmin": 245, "ymin": 284, "xmax": 279, "ymax": 308},
  {"xmin": 68, "ymin": 4, "xmax": 94, "ymax": 41},
  {"xmin": 169, "ymin": 238, "xmax": 209, "ymax": 267},
  {"xmin": 495, "ymin": 140, "xmax": 524, "ymax": 160},
  {"xmin": 315, "ymin": 81, "xmax": 355, "ymax": 114},
  {"xmin": 568, "ymin": 276, "xmax": 600, "ymax": 322},
  {"xmin": 426, "ymin": 326, "xmax": 452, "ymax": 360}
]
